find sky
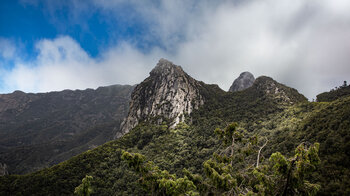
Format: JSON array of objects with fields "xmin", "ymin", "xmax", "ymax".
[{"xmin": 0, "ymin": 0, "xmax": 350, "ymax": 99}]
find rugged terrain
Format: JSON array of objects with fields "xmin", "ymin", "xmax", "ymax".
[
  {"xmin": 0, "ymin": 59, "xmax": 349, "ymax": 195},
  {"xmin": 119, "ymin": 59, "xmax": 205, "ymax": 138},
  {"xmin": 0, "ymin": 84, "xmax": 134, "ymax": 174}
]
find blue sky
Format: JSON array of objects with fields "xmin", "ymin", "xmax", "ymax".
[
  {"xmin": 0, "ymin": 0, "xmax": 160, "ymax": 58},
  {"xmin": 1, "ymin": 0, "xmax": 350, "ymax": 99}
]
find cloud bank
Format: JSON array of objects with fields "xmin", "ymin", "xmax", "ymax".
[
  {"xmin": 1, "ymin": 0, "xmax": 350, "ymax": 99},
  {"xmin": 2, "ymin": 36, "xmax": 162, "ymax": 92}
]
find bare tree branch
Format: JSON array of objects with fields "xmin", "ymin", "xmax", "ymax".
[{"xmin": 256, "ymin": 137, "xmax": 268, "ymax": 168}]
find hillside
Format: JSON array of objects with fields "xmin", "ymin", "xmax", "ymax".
[
  {"xmin": 316, "ymin": 83, "xmax": 350, "ymax": 102},
  {"xmin": 0, "ymin": 85, "xmax": 134, "ymax": 174},
  {"xmin": 0, "ymin": 60, "xmax": 349, "ymax": 195}
]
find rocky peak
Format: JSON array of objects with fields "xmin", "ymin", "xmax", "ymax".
[
  {"xmin": 150, "ymin": 58, "xmax": 185, "ymax": 77},
  {"xmin": 229, "ymin": 72, "xmax": 255, "ymax": 92},
  {"xmin": 117, "ymin": 59, "xmax": 204, "ymax": 138},
  {"xmin": 252, "ymin": 76, "xmax": 307, "ymax": 104}
]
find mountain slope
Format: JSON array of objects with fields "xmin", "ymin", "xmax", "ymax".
[
  {"xmin": 0, "ymin": 66, "xmax": 317, "ymax": 195},
  {"xmin": 0, "ymin": 61, "xmax": 348, "ymax": 195},
  {"xmin": 316, "ymin": 84, "xmax": 350, "ymax": 102},
  {"xmin": 0, "ymin": 85, "xmax": 134, "ymax": 174}
]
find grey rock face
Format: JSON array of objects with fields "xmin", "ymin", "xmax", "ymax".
[
  {"xmin": 117, "ymin": 59, "xmax": 204, "ymax": 138},
  {"xmin": 0, "ymin": 163, "xmax": 8, "ymax": 176},
  {"xmin": 253, "ymin": 76, "xmax": 307, "ymax": 104},
  {"xmin": 229, "ymin": 72, "xmax": 255, "ymax": 92}
]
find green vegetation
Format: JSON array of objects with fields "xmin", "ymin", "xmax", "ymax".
[
  {"xmin": 0, "ymin": 81, "xmax": 349, "ymax": 195},
  {"xmin": 122, "ymin": 123, "xmax": 321, "ymax": 195},
  {"xmin": 121, "ymin": 151, "xmax": 198, "ymax": 195},
  {"xmin": 317, "ymin": 82, "xmax": 350, "ymax": 102},
  {"xmin": 75, "ymin": 175, "xmax": 94, "ymax": 196}
]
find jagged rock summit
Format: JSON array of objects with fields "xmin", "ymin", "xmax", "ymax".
[
  {"xmin": 229, "ymin": 72, "xmax": 255, "ymax": 92},
  {"xmin": 117, "ymin": 59, "xmax": 204, "ymax": 138}
]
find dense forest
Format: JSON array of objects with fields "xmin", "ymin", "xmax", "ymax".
[{"xmin": 0, "ymin": 79, "xmax": 349, "ymax": 195}]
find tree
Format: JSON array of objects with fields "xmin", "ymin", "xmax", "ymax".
[
  {"xmin": 122, "ymin": 123, "xmax": 320, "ymax": 195},
  {"xmin": 203, "ymin": 123, "xmax": 320, "ymax": 195},
  {"xmin": 74, "ymin": 175, "xmax": 93, "ymax": 196},
  {"xmin": 121, "ymin": 151, "xmax": 198, "ymax": 196}
]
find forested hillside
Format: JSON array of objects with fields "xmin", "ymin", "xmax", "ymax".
[
  {"xmin": 316, "ymin": 82, "xmax": 350, "ymax": 102},
  {"xmin": 1, "ymin": 76, "xmax": 348, "ymax": 195}
]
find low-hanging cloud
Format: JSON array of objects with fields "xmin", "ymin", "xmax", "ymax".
[
  {"xmin": 1, "ymin": 0, "xmax": 350, "ymax": 99},
  {"xmin": 2, "ymin": 36, "xmax": 164, "ymax": 92}
]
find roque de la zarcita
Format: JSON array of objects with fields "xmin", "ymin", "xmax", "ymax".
[{"xmin": 117, "ymin": 59, "xmax": 205, "ymax": 138}]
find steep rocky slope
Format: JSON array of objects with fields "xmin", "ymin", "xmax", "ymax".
[
  {"xmin": 229, "ymin": 71, "xmax": 255, "ymax": 92},
  {"xmin": 118, "ymin": 59, "xmax": 205, "ymax": 138},
  {"xmin": 0, "ymin": 84, "xmax": 134, "ymax": 174}
]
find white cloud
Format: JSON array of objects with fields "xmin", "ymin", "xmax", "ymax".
[
  {"xmin": 2, "ymin": 0, "xmax": 350, "ymax": 100},
  {"xmin": 2, "ymin": 36, "xmax": 163, "ymax": 93},
  {"xmin": 172, "ymin": 0, "xmax": 350, "ymax": 99},
  {"xmin": 0, "ymin": 38, "xmax": 16, "ymax": 59}
]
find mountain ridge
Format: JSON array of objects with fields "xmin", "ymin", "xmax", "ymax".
[
  {"xmin": 0, "ymin": 59, "xmax": 348, "ymax": 195},
  {"xmin": 0, "ymin": 84, "xmax": 134, "ymax": 174},
  {"xmin": 1, "ymin": 70, "xmax": 347, "ymax": 195}
]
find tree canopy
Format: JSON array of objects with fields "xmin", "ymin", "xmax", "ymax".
[{"xmin": 122, "ymin": 123, "xmax": 320, "ymax": 195}]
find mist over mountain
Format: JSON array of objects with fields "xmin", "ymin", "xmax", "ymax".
[
  {"xmin": 2, "ymin": 1, "xmax": 350, "ymax": 101},
  {"xmin": 1, "ymin": 0, "xmax": 350, "ymax": 195}
]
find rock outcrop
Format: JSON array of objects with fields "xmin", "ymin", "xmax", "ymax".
[
  {"xmin": 252, "ymin": 76, "xmax": 307, "ymax": 104},
  {"xmin": 117, "ymin": 59, "xmax": 204, "ymax": 138},
  {"xmin": 229, "ymin": 72, "xmax": 255, "ymax": 92},
  {"xmin": 0, "ymin": 163, "xmax": 8, "ymax": 176}
]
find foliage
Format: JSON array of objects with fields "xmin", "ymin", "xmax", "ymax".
[
  {"xmin": 316, "ymin": 84, "xmax": 350, "ymax": 102},
  {"xmin": 121, "ymin": 151, "xmax": 198, "ymax": 196},
  {"xmin": 123, "ymin": 123, "xmax": 321, "ymax": 195},
  {"xmin": 75, "ymin": 175, "xmax": 94, "ymax": 196},
  {"xmin": 197, "ymin": 123, "xmax": 320, "ymax": 195}
]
